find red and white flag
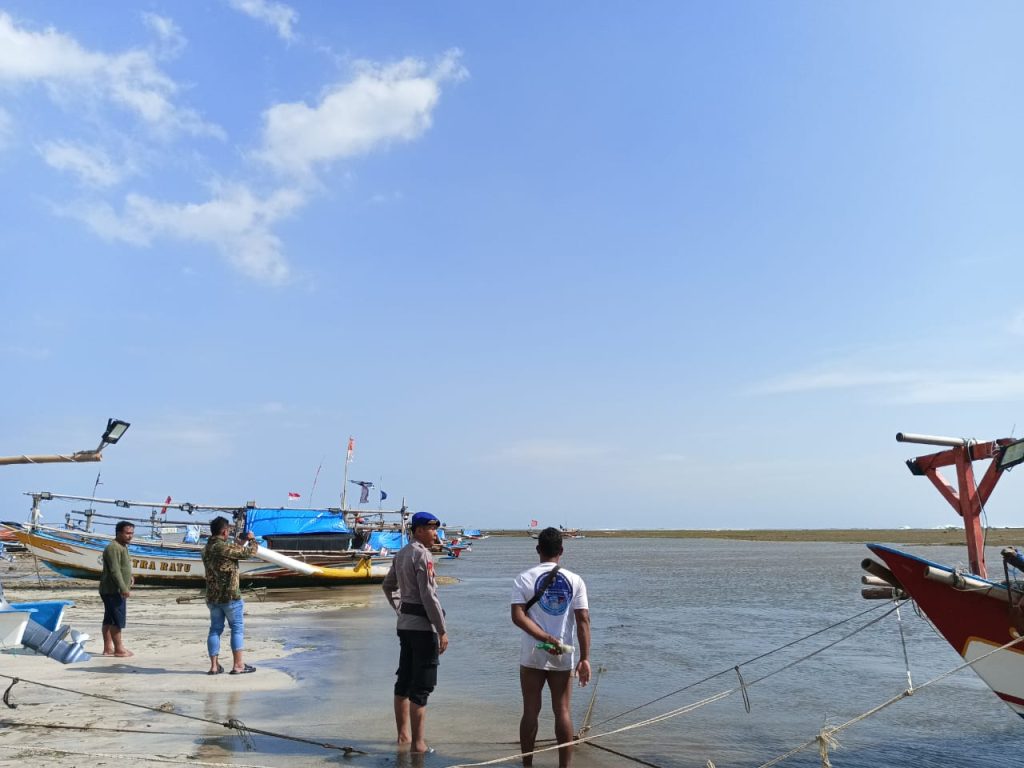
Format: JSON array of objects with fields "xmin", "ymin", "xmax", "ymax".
[
  {"xmin": 530, "ymin": 519, "xmax": 538, "ymax": 528},
  {"xmin": 288, "ymin": 492, "xmax": 301, "ymax": 500},
  {"xmin": 346, "ymin": 436, "xmax": 355, "ymax": 463}
]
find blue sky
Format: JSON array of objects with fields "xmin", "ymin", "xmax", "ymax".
[{"xmin": 3, "ymin": 2, "xmax": 1024, "ymax": 531}]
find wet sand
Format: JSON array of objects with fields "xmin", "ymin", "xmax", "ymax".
[{"xmin": 0, "ymin": 557, "xmax": 620, "ymax": 768}]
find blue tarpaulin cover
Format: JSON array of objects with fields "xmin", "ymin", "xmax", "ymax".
[
  {"xmin": 245, "ymin": 508, "xmax": 351, "ymax": 537},
  {"xmin": 367, "ymin": 531, "xmax": 406, "ymax": 551}
]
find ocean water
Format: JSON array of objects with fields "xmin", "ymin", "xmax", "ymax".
[{"xmin": 206, "ymin": 537, "xmax": 1023, "ymax": 767}]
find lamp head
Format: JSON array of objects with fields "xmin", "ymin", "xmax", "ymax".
[{"xmin": 101, "ymin": 419, "xmax": 130, "ymax": 445}]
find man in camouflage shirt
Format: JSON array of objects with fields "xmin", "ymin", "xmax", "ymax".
[{"xmin": 202, "ymin": 516, "xmax": 258, "ymax": 675}]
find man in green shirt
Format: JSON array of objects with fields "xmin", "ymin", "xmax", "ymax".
[
  {"xmin": 202, "ymin": 516, "xmax": 258, "ymax": 675},
  {"xmin": 100, "ymin": 521, "xmax": 134, "ymax": 657}
]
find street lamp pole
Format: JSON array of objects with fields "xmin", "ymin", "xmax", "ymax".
[{"xmin": 0, "ymin": 419, "xmax": 131, "ymax": 466}]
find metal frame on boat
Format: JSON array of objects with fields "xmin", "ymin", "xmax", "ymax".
[{"xmin": 863, "ymin": 431, "xmax": 1024, "ymax": 719}]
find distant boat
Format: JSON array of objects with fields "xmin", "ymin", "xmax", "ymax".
[{"xmin": 862, "ymin": 431, "xmax": 1024, "ymax": 719}]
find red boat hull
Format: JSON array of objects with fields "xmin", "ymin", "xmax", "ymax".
[{"xmin": 869, "ymin": 543, "xmax": 1024, "ymax": 718}]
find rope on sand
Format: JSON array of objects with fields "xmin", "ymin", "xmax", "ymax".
[
  {"xmin": 0, "ymin": 672, "xmax": 366, "ymax": 756},
  {"xmin": 0, "ymin": 742, "xmax": 292, "ymax": 768},
  {"xmin": 754, "ymin": 633, "xmax": 1024, "ymax": 768}
]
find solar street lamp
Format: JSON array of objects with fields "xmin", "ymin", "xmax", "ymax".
[
  {"xmin": 99, "ymin": 419, "xmax": 130, "ymax": 448},
  {"xmin": 0, "ymin": 418, "xmax": 131, "ymax": 466}
]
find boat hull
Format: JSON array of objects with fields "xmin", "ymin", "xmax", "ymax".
[
  {"xmin": 0, "ymin": 610, "xmax": 31, "ymax": 648},
  {"xmin": 869, "ymin": 543, "xmax": 1024, "ymax": 718},
  {"xmin": 7, "ymin": 526, "xmax": 389, "ymax": 587}
]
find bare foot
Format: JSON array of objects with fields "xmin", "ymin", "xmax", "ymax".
[{"xmin": 113, "ymin": 650, "xmax": 134, "ymax": 657}]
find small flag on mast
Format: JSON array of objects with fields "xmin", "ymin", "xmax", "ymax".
[
  {"xmin": 380, "ymin": 490, "xmax": 388, "ymax": 502},
  {"xmin": 350, "ymin": 480, "xmax": 373, "ymax": 504},
  {"xmin": 530, "ymin": 519, "xmax": 538, "ymax": 528},
  {"xmin": 346, "ymin": 437, "xmax": 355, "ymax": 463},
  {"xmin": 288, "ymin": 492, "xmax": 301, "ymax": 500}
]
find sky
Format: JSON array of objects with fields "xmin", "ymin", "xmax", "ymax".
[{"xmin": 3, "ymin": 2, "xmax": 1024, "ymax": 531}]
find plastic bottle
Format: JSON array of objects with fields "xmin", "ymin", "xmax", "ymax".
[{"xmin": 536, "ymin": 640, "xmax": 572, "ymax": 655}]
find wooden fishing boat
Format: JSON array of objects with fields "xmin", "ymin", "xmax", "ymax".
[
  {"xmin": 862, "ymin": 432, "xmax": 1024, "ymax": 719},
  {"xmin": 4, "ymin": 492, "xmax": 398, "ymax": 588}
]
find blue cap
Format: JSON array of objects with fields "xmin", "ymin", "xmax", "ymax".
[{"xmin": 410, "ymin": 511, "xmax": 440, "ymax": 528}]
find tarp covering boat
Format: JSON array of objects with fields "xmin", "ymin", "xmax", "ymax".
[
  {"xmin": 367, "ymin": 531, "xmax": 406, "ymax": 551},
  {"xmin": 245, "ymin": 508, "xmax": 351, "ymax": 537}
]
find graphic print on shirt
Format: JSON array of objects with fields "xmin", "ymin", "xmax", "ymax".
[{"xmin": 534, "ymin": 572, "xmax": 573, "ymax": 615}]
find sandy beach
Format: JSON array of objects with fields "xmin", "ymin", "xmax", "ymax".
[
  {"xmin": 0, "ymin": 556, "xmax": 312, "ymax": 768},
  {"xmin": 0, "ymin": 555, "xmax": 623, "ymax": 768}
]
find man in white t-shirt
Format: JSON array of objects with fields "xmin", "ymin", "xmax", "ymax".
[{"xmin": 511, "ymin": 527, "xmax": 591, "ymax": 768}]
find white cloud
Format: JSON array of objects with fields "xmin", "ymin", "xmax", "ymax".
[
  {"xmin": 227, "ymin": 0, "xmax": 297, "ymax": 42},
  {"xmin": 0, "ymin": 106, "xmax": 11, "ymax": 149},
  {"xmin": 0, "ymin": 12, "xmax": 220, "ymax": 138},
  {"xmin": 66, "ymin": 183, "xmax": 306, "ymax": 284},
  {"xmin": 258, "ymin": 50, "xmax": 467, "ymax": 177},
  {"xmin": 37, "ymin": 140, "xmax": 130, "ymax": 187},
  {"xmin": 753, "ymin": 366, "xmax": 1024, "ymax": 404},
  {"xmin": 483, "ymin": 438, "xmax": 612, "ymax": 465},
  {"xmin": 753, "ymin": 370, "xmax": 918, "ymax": 395},
  {"xmin": 142, "ymin": 13, "xmax": 186, "ymax": 59},
  {"xmin": 1, "ymin": 345, "xmax": 50, "ymax": 361},
  {"xmin": 1010, "ymin": 310, "xmax": 1024, "ymax": 336}
]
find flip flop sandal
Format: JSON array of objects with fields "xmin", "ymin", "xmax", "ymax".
[
  {"xmin": 207, "ymin": 663, "xmax": 225, "ymax": 675},
  {"xmin": 229, "ymin": 664, "xmax": 256, "ymax": 675}
]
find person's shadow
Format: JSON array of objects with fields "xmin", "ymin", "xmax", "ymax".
[{"xmin": 70, "ymin": 664, "xmax": 171, "ymax": 675}]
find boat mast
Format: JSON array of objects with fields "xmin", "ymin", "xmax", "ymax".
[
  {"xmin": 897, "ymin": 431, "xmax": 1015, "ymax": 578},
  {"xmin": 341, "ymin": 436, "xmax": 354, "ymax": 511}
]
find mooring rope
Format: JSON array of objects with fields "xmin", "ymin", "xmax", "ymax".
[
  {"xmin": 894, "ymin": 599, "xmax": 913, "ymax": 692},
  {"xmin": 448, "ymin": 689, "xmax": 737, "ymax": 767},
  {"xmin": 575, "ymin": 664, "xmax": 603, "ymax": 738},
  {"xmin": 753, "ymin": 632, "xmax": 1024, "ymax": 768},
  {"xmin": 591, "ymin": 600, "xmax": 895, "ymax": 728},
  {"xmin": 584, "ymin": 740, "xmax": 669, "ymax": 768},
  {"xmin": 448, "ymin": 604, "xmax": 901, "ymax": 768},
  {"xmin": 0, "ymin": 673, "xmax": 366, "ymax": 756}
]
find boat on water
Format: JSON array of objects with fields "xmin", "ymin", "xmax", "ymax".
[
  {"xmin": 862, "ymin": 431, "xmax": 1024, "ymax": 719},
  {"xmin": 4, "ymin": 492, "xmax": 404, "ymax": 588}
]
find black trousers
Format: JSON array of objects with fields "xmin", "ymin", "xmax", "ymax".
[{"xmin": 394, "ymin": 629, "xmax": 439, "ymax": 706}]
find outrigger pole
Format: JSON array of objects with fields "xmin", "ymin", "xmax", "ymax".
[{"xmin": 897, "ymin": 431, "xmax": 1021, "ymax": 578}]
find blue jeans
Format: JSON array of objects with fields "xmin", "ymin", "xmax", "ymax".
[{"xmin": 207, "ymin": 599, "xmax": 244, "ymax": 657}]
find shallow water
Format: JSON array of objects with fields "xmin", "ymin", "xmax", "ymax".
[{"xmin": 201, "ymin": 537, "xmax": 1023, "ymax": 767}]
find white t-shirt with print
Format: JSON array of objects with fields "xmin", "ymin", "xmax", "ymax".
[{"xmin": 511, "ymin": 562, "xmax": 588, "ymax": 671}]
